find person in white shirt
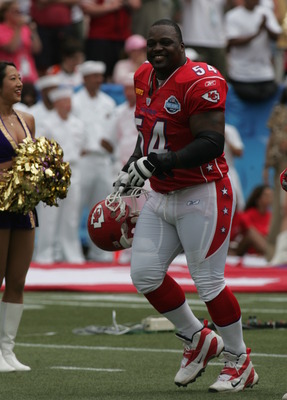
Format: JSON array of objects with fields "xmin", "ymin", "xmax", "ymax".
[
  {"xmin": 112, "ymin": 73, "xmax": 138, "ymax": 171},
  {"xmin": 224, "ymin": 123, "xmax": 245, "ymax": 211},
  {"xmin": 180, "ymin": 0, "xmax": 228, "ymax": 78},
  {"xmin": 72, "ymin": 61, "xmax": 117, "ymax": 262},
  {"xmin": 34, "ymin": 87, "xmax": 85, "ymax": 264},
  {"xmin": 225, "ymin": 0, "xmax": 282, "ymax": 100},
  {"xmin": 29, "ymin": 74, "xmax": 61, "ymax": 137}
]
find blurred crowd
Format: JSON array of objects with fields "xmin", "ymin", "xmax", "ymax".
[{"xmin": 1, "ymin": 0, "xmax": 287, "ymax": 265}]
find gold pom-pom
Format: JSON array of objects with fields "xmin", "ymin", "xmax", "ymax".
[{"xmin": 0, "ymin": 137, "xmax": 71, "ymax": 214}]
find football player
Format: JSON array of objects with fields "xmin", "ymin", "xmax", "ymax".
[{"xmin": 113, "ymin": 19, "xmax": 258, "ymax": 393}]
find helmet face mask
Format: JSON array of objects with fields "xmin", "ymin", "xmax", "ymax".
[{"xmin": 87, "ymin": 188, "xmax": 149, "ymax": 252}]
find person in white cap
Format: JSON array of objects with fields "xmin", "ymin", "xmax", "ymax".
[
  {"xmin": 34, "ymin": 87, "xmax": 85, "ymax": 264},
  {"xmin": 72, "ymin": 60, "xmax": 117, "ymax": 262},
  {"xmin": 112, "ymin": 34, "xmax": 147, "ymax": 84},
  {"xmin": 29, "ymin": 74, "xmax": 61, "ymax": 137}
]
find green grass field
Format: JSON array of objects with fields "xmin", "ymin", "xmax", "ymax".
[{"xmin": 1, "ymin": 291, "xmax": 286, "ymax": 400}]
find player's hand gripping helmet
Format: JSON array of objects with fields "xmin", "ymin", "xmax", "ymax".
[{"xmin": 87, "ymin": 187, "xmax": 149, "ymax": 251}]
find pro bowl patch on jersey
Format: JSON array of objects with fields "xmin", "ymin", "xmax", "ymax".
[
  {"xmin": 202, "ymin": 90, "xmax": 220, "ymax": 103},
  {"xmin": 164, "ymin": 95, "xmax": 181, "ymax": 114}
]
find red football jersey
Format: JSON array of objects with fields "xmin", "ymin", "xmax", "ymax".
[{"xmin": 134, "ymin": 58, "xmax": 229, "ymax": 193}]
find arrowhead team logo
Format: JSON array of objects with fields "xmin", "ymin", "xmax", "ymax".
[
  {"xmin": 202, "ymin": 90, "xmax": 220, "ymax": 103},
  {"xmin": 90, "ymin": 204, "xmax": 104, "ymax": 229},
  {"xmin": 164, "ymin": 95, "xmax": 181, "ymax": 114}
]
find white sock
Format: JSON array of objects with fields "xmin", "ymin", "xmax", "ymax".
[
  {"xmin": 163, "ymin": 300, "xmax": 203, "ymax": 339},
  {"xmin": 214, "ymin": 318, "xmax": 246, "ymax": 355}
]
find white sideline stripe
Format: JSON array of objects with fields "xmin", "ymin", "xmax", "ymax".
[
  {"xmin": 51, "ymin": 366, "xmax": 124, "ymax": 372},
  {"xmin": 26, "ymin": 300, "xmax": 156, "ymax": 310},
  {"xmin": 26, "ymin": 265, "xmax": 280, "ymax": 288},
  {"xmin": 17, "ymin": 343, "xmax": 287, "ymax": 358},
  {"xmin": 24, "ymin": 300, "xmax": 286, "ymax": 314},
  {"xmin": 25, "ymin": 293, "xmax": 287, "ymax": 305}
]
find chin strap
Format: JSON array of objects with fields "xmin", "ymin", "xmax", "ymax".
[
  {"xmin": 106, "ymin": 188, "xmax": 150, "ymax": 249},
  {"xmin": 105, "ymin": 187, "xmax": 149, "ymax": 222},
  {"xmin": 105, "ymin": 192, "xmax": 127, "ymax": 222}
]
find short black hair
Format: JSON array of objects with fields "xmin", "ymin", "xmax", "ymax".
[
  {"xmin": 0, "ymin": 1, "xmax": 16, "ymax": 23},
  {"xmin": 0, "ymin": 61, "xmax": 16, "ymax": 88},
  {"xmin": 60, "ymin": 37, "xmax": 84, "ymax": 60},
  {"xmin": 151, "ymin": 19, "xmax": 183, "ymax": 43}
]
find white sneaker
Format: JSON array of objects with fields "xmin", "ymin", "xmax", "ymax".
[
  {"xmin": 282, "ymin": 393, "xmax": 287, "ymax": 400},
  {"xmin": 209, "ymin": 348, "xmax": 259, "ymax": 392},
  {"xmin": 0, "ymin": 350, "xmax": 15, "ymax": 372},
  {"xmin": 3, "ymin": 352, "xmax": 30, "ymax": 372},
  {"xmin": 174, "ymin": 326, "xmax": 224, "ymax": 387}
]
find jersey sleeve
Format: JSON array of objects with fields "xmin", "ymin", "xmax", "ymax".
[{"xmin": 184, "ymin": 75, "xmax": 227, "ymax": 116}]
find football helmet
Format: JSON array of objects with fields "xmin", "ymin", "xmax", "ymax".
[
  {"xmin": 280, "ymin": 167, "xmax": 287, "ymax": 192},
  {"xmin": 87, "ymin": 187, "xmax": 149, "ymax": 251}
]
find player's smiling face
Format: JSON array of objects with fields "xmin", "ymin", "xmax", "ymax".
[{"xmin": 147, "ymin": 24, "xmax": 185, "ymax": 80}]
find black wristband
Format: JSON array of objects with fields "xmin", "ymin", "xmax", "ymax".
[{"xmin": 148, "ymin": 152, "xmax": 177, "ymax": 172}]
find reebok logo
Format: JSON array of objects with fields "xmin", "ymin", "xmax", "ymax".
[{"xmin": 187, "ymin": 200, "xmax": 200, "ymax": 206}]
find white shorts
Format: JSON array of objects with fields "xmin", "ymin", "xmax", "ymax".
[{"xmin": 130, "ymin": 174, "xmax": 236, "ymax": 302}]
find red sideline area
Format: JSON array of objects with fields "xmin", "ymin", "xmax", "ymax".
[{"xmin": 22, "ymin": 255, "xmax": 287, "ymax": 293}]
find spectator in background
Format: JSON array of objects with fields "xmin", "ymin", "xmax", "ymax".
[
  {"xmin": 224, "ymin": 123, "xmax": 245, "ymax": 211},
  {"xmin": 225, "ymin": 0, "xmax": 282, "ymax": 101},
  {"xmin": 112, "ymin": 34, "xmax": 146, "ymax": 84},
  {"xmin": 30, "ymin": 0, "xmax": 79, "ymax": 75},
  {"xmin": 0, "ymin": 0, "xmax": 42, "ymax": 84},
  {"xmin": 80, "ymin": 0, "xmax": 142, "ymax": 81},
  {"xmin": 18, "ymin": 0, "xmax": 31, "ymax": 17},
  {"xmin": 264, "ymin": 86, "xmax": 287, "ymax": 262},
  {"xmin": 72, "ymin": 60, "xmax": 117, "ymax": 262},
  {"xmin": 29, "ymin": 74, "xmax": 61, "ymax": 137},
  {"xmin": 272, "ymin": 0, "xmax": 287, "ymax": 82},
  {"xmin": 34, "ymin": 87, "xmax": 85, "ymax": 264},
  {"xmin": 131, "ymin": 0, "xmax": 175, "ymax": 39},
  {"xmin": 71, "ymin": 2, "xmax": 85, "ymax": 43},
  {"xmin": 47, "ymin": 37, "xmax": 85, "ymax": 92},
  {"xmin": 229, "ymin": 184, "xmax": 273, "ymax": 257},
  {"xmin": 112, "ymin": 73, "xmax": 138, "ymax": 172},
  {"xmin": 180, "ymin": 0, "xmax": 228, "ymax": 78}
]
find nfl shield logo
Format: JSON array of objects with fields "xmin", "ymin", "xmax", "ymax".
[{"xmin": 146, "ymin": 97, "xmax": 151, "ymax": 106}]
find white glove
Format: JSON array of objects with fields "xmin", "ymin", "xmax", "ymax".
[
  {"xmin": 113, "ymin": 171, "xmax": 130, "ymax": 193},
  {"xmin": 128, "ymin": 157, "xmax": 155, "ymax": 187}
]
